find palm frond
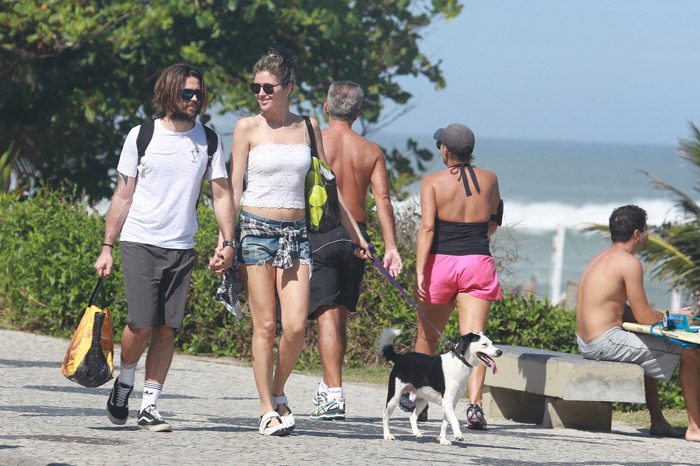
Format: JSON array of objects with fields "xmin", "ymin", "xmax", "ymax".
[
  {"xmin": 581, "ymin": 224, "xmax": 609, "ymax": 235},
  {"xmin": 640, "ymin": 170, "xmax": 700, "ymax": 218},
  {"xmin": 641, "ymin": 230, "xmax": 697, "ymax": 288},
  {"xmin": 679, "ymin": 123, "xmax": 700, "ymax": 167}
]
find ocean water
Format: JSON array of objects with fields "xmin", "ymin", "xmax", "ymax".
[{"xmin": 374, "ymin": 132, "xmax": 698, "ymax": 310}]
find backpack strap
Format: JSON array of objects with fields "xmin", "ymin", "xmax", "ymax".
[
  {"xmin": 136, "ymin": 120, "xmax": 155, "ymax": 165},
  {"xmin": 138, "ymin": 120, "xmax": 216, "ymax": 167},
  {"xmin": 203, "ymin": 125, "xmax": 217, "ymax": 167},
  {"xmin": 197, "ymin": 125, "xmax": 220, "ymax": 208}
]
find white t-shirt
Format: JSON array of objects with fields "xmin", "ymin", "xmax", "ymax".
[{"xmin": 117, "ymin": 119, "xmax": 228, "ymax": 249}]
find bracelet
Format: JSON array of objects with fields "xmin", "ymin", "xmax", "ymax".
[{"xmin": 102, "ymin": 243, "xmax": 114, "ymax": 248}]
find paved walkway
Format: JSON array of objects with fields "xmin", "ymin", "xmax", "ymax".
[{"xmin": 0, "ymin": 329, "xmax": 697, "ymax": 465}]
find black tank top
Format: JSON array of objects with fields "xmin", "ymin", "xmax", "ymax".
[
  {"xmin": 431, "ymin": 163, "xmax": 491, "ymax": 256},
  {"xmin": 430, "ymin": 220, "xmax": 490, "ymax": 256}
]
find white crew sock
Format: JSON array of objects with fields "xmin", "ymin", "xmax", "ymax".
[
  {"xmin": 140, "ymin": 381, "xmax": 163, "ymax": 411},
  {"xmin": 317, "ymin": 379, "xmax": 329, "ymax": 396},
  {"xmin": 327, "ymin": 387, "xmax": 343, "ymax": 401},
  {"xmin": 118, "ymin": 361, "xmax": 137, "ymax": 387}
]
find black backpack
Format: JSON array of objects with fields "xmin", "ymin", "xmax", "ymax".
[{"xmin": 136, "ymin": 119, "xmax": 219, "ymax": 167}]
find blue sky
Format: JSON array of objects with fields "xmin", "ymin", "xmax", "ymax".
[{"xmin": 379, "ymin": 1, "xmax": 700, "ymax": 146}]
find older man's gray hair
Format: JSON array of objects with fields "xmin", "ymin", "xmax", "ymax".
[{"xmin": 327, "ymin": 81, "xmax": 364, "ymax": 123}]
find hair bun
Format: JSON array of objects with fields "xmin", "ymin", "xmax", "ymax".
[{"xmin": 275, "ymin": 47, "xmax": 297, "ymax": 69}]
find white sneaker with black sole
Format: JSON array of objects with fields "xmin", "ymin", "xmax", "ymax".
[{"xmin": 137, "ymin": 405, "xmax": 172, "ymax": 432}]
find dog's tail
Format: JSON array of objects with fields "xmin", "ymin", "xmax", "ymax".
[{"xmin": 378, "ymin": 328, "xmax": 401, "ymax": 363}]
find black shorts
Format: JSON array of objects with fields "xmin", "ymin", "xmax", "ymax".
[
  {"xmin": 120, "ymin": 241, "xmax": 195, "ymax": 329},
  {"xmin": 308, "ymin": 223, "xmax": 370, "ymax": 317}
]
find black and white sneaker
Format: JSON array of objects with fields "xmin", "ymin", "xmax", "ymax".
[
  {"xmin": 106, "ymin": 379, "xmax": 133, "ymax": 425},
  {"xmin": 137, "ymin": 405, "xmax": 172, "ymax": 432}
]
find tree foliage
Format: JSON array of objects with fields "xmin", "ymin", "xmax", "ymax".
[
  {"xmin": 637, "ymin": 123, "xmax": 700, "ymax": 293},
  {"xmin": 1, "ymin": 0, "xmax": 461, "ymax": 197}
]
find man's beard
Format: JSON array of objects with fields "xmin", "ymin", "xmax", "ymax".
[{"xmin": 171, "ymin": 103, "xmax": 200, "ymax": 121}]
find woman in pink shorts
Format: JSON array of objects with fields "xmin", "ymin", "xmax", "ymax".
[{"xmin": 413, "ymin": 123, "xmax": 503, "ymax": 429}]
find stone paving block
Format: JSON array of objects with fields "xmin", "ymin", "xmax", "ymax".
[{"xmin": 0, "ymin": 330, "xmax": 696, "ymax": 465}]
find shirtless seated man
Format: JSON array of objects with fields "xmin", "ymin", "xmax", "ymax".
[{"xmin": 577, "ymin": 204, "xmax": 700, "ymax": 441}]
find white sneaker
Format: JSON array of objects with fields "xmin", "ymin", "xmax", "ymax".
[{"xmin": 310, "ymin": 396, "xmax": 345, "ymax": 420}]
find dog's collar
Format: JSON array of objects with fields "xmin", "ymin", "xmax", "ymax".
[{"xmin": 449, "ymin": 344, "xmax": 472, "ymax": 368}]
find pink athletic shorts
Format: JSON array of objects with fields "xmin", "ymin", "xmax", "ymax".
[{"xmin": 422, "ymin": 254, "xmax": 503, "ymax": 304}]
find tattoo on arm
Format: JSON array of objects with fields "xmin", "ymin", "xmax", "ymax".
[{"xmin": 119, "ymin": 172, "xmax": 129, "ymax": 187}]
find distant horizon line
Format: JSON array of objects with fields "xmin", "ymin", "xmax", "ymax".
[{"xmin": 371, "ymin": 129, "xmax": 680, "ymax": 149}]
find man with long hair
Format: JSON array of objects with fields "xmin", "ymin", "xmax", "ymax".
[
  {"xmin": 94, "ymin": 64, "xmax": 235, "ymax": 432},
  {"xmin": 577, "ymin": 205, "xmax": 700, "ymax": 441}
]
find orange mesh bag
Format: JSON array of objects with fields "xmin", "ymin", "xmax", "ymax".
[{"xmin": 61, "ymin": 277, "xmax": 114, "ymax": 387}]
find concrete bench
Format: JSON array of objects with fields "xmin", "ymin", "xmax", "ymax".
[{"xmin": 482, "ymin": 345, "xmax": 645, "ymax": 431}]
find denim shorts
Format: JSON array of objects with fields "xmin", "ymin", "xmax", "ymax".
[{"xmin": 237, "ymin": 211, "xmax": 311, "ymax": 266}]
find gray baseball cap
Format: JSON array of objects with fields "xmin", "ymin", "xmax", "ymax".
[{"xmin": 433, "ymin": 124, "xmax": 475, "ymax": 157}]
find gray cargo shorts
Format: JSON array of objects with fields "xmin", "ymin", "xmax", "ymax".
[
  {"xmin": 120, "ymin": 241, "xmax": 195, "ymax": 329},
  {"xmin": 577, "ymin": 325, "xmax": 683, "ymax": 382}
]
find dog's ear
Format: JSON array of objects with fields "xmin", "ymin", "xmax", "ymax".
[{"xmin": 455, "ymin": 333, "xmax": 480, "ymax": 354}]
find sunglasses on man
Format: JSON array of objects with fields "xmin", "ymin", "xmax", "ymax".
[
  {"xmin": 181, "ymin": 89, "xmax": 202, "ymax": 100},
  {"xmin": 436, "ymin": 139, "xmax": 442, "ymax": 150},
  {"xmin": 249, "ymin": 82, "xmax": 286, "ymax": 95}
]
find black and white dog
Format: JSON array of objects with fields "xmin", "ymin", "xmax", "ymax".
[{"xmin": 379, "ymin": 328, "xmax": 502, "ymax": 445}]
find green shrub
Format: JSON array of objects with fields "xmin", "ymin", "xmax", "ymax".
[
  {"xmin": 487, "ymin": 295, "xmax": 579, "ymax": 354},
  {"xmin": 0, "ymin": 187, "xmax": 684, "ymax": 410},
  {"xmin": 0, "ymin": 186, "xmax": 128, "ymax": 337}
]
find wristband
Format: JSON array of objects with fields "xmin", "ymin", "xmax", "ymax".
[
  {"xmin": 222, "ymin": 240, "xmax": 236, "ymax": 249},
  {"xmin": 102, "ymin": 243, "xmax": 114, "ymax": 248}
]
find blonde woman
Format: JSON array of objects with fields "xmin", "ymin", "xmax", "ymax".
[{"xmin": 220, "ymin": 48, "xmax": 370, "ymax": 436}]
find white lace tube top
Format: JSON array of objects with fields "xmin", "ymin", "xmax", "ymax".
[{"xmin": 241, "ymin": 142, "xmax": 311, "ymax": 209}]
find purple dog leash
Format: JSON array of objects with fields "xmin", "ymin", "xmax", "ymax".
[{"xmin": 359, "ymin": 244, "xmax": 457, "ymax": 352}]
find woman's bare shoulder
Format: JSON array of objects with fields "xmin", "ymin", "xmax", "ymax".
[
  {"xmin": 235, "ymin": 115, "xmax": 259, "ymax": 130},
  {"xmin": 473, "ymin": 165, "xmax": 498, "ymax": 179},
  {"xmin": 232, "ymin": 116, "xmax": 259, "ymax": 152},
  {"xmin": 421, "ymin": 170, "xmax": 445, "ymax": 185}
]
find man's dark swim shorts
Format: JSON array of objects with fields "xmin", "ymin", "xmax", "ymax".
[{"xmin": 308, "ymin": 223, "xmax": 370, "ymax": 317}]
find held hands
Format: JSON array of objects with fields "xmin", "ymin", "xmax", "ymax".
[
  {"xmin": 382, "ymin": 248, "xmax": 403, "ymax": 278},
  {"xmin": 208, "ymin": 244, "xmax": 234, "ymax": 274}
]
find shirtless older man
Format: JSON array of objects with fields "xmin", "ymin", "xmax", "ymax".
[
  {"xmin": 577, "ymin": 205, "xmax": 700, "ymax": 441},
  {"xmin": 308, "ymin": 81, "xmax": 403, "ymax": 420}
]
